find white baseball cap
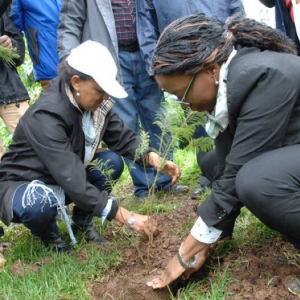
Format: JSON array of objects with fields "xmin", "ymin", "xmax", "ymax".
[{"xmin": 67, "ymin": 40, "xmax": 128, "ymax": 99}]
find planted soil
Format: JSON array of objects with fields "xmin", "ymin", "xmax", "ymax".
[{"xmin": 90, "ymin": 196, "xmax": 300, "ymax": 300}]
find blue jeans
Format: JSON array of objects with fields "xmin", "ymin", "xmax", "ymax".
[
  {"xmin": 113, "ymin": 50, "xmax": 172, "ymax": 197},
  {"xmin": 11, "ymin": 151, "xmax": 124, "ymax": 240}
]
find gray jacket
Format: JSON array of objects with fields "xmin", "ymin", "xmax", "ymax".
[{"xmin": 57, "ymin": 0, "xmax": 122, "ymax": 78}]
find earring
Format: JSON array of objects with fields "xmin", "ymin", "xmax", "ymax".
[
  {"xmin": 213, "ymin": 75, "xmax": 219, "ymax": 86},
  {"xmin": 76, "ymin": 91, "xmax": 81, "ymax": 96}
]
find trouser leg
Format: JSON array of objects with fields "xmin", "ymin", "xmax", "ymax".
[
  {"xmin": 0, "ymin": 102, "xmax": 29, "ymax": 134},
  {"xmin": 0, "ymin": 102, "xmax": 29, "ymax": 160},
  {"xmin": 12, "ymin": 183, "xmax": 59, "ymax": 240},
  {"xmin": 199, "ymin": 149, "xmax": 219, "ymax": 187},
  {"xmin": 73, "ymin": 150, "xmax": 124, "ymax": 227},
  {"xmin": 0, "ymin": 137, "xmax": 5, "ymax": 161},
  {"xmin": 236, "ymin": 145, "xmax": 300, "ymax": 249}
]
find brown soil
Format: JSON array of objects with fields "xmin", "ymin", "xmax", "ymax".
[
  {"xmin": 224, "ymin": 239, "xmax": 300, "ymax": 300},
  {"xmin": 90, "ymin": 197, "xmax": 300, "ymax": 300}
]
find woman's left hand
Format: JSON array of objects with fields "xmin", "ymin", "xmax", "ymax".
[{"xmin": 148, "ymin": 152, "xmax": 181, "ymax": 184}]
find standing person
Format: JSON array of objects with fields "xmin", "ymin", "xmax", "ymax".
[
  {"xmin": 12, "ymin": 0, "xmax": 63, "ymax": 90},
  {"xmin": 0, "ymin": 6, "xmax": 29, "ymax": 161},
  {"xmin": 260, "ymin": 0, "xmax": 300, "ymax": 54},
  {"xmin": 57, "ymin": 0, "xmax": 188, "ymax": 202},
  {"xmin": 0, "ymin": 41, "xmax": 182, "ymax": 252},
  {"xmin": 147, "ymin": 13, "xmax": 300, "ymax": 289},
  {"xmin": 136, "ymin": 0, "xmax": 244, "ymax": 200}
]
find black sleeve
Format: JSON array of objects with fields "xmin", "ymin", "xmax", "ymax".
[
  {"xmin": 2, "ymin": 12, "xmax": 25, "ymax": 66},
  {"xmin": 198, "ymin": 64, "xmax": 298, "ymax": 230},
  {"xmin": 259, "ymin": 0, "xmax": 275, "ymax": 8},
  {"xmin": 22, "ymin": 104, "xmax": 119, "ymax": 221},
  {"xmin": 102, "ymin": 111, "xmax": 151, "ymax": 164},
  {"xmin": 0, "ymin": 0, "xmax": 11, "ymax": 17}
]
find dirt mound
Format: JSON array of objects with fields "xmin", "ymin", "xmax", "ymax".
[
  {"xmin": 90, "ymin": 199, "xmax": 300, "ymax": 300},
  {"xmin": 224, "ymin": 239, "xmax": 300, "ymax": 300},
  {"xmin": 91, "ymin": 199, "xmax": 197, "ymax": 300}
]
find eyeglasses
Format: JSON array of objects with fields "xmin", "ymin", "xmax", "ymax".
[{"xmin": 173, "ymin": 73, "xmax": 197, "ymax": 106}]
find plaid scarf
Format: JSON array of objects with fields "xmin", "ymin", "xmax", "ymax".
[{"xmin": 65, "ymin": 85, "xmax": 115, "ymax": 165}]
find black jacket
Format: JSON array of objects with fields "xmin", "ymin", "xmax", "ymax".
[
  {"xmin": 0, "ymin": 0, "xmax": 11, "ymax": 16},
  {"xmin": 0, "ymin": 11, "xmax": 29, "ymax": 105},
  {"xmin": 0, "ymin": 78, "xmax": 144, "ymax": 225},
  {"xmin": 198, "ymin": 47, "xmax": 300, "ymax": 231}
]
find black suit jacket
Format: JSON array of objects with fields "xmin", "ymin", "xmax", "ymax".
[{"xmin": 198, "ymin": 47, "xmax": 300, "ymax": 231}]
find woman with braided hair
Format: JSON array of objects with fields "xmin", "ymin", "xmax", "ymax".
[{"xmin": 147, "ymin": 13, "xmax": 300, "ymax": 289}]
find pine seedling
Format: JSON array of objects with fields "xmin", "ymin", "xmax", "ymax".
[{"xmin": 0, "ymin": 45, "xmax": 19, "ymax": 67}]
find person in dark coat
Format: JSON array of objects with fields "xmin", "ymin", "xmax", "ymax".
[
  {"xmin": 147, "ymin": 13, "xmax": 300, "ymax": 289},
  {"xmin": 0, "ymin": 0, "xmax": 10, "ymax": 16},
  {"xmin": 0, "ymin": 5, "xmax": 29, "ymax": 160},
  {"xmin": 0, "ymin": 41, "xmax": 181, "ymax": 252}
]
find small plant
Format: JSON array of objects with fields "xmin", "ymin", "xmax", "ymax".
[{"xmin": 0, "ymin": 45, "xmax": 19, "ymax": 67}]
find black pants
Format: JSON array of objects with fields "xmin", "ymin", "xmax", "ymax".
[{"xmin": 201, "ymin": 145, "xmax": 300, "ymax": 249}]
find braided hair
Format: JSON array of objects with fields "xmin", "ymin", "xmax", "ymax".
[{"xmin": 152, "ymin": 13, "xmax": 297, "ymax": 75}]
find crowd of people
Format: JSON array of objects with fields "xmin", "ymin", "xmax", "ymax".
[{"xmin": 0, "ymin": 0, "xmax": 300, "ymax": 291}]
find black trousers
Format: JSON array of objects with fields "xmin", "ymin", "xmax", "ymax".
[{"xmin": 200, "ymin": 145, "xmax": 300, "ymax": 249}]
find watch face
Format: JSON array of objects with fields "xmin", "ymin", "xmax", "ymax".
[{"xmin": 128, "ymin": 218, "xmax": 134, "ymax": 229}]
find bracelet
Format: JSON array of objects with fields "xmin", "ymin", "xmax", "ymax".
[
  {"xmin": 177, "ymin": 243, "xmax": 197, "ymax": 269},
  {"xmin": 127, "ymin": 211, "xmax": 135, "ymax": 229}
]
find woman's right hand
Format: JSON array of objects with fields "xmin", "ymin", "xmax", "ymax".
[
  {"xmin": 131, "ymin": 213, "xmax": 159, "ymax": 238},
  {"xmin": 115, "ymin": 208, "xmax": 159, "ymax": 238}
]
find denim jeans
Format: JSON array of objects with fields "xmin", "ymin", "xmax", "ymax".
[
  {"xmin": 112, "ymin": 50, "xmax": 172, "ymax": 197},
  {"xmin": 11, "ymin": 150, "xmax": 124, "ymax": 240}
]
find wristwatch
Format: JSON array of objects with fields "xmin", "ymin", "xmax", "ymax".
[{"xmin": 127, "ymin": 211, "xmax": 135, "ymax": 229}]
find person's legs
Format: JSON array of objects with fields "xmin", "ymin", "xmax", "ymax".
[
  {"xmin": 113, "ymin": 50, "xmax": 172, "ymax": 197},
  {"xmin": 0, "ymin": 102, "xmax": 29, "ymax": 160},
  {"xmin": 192, "ymin": 149, "xmax": 218, "ymax": 199},
  {"xmin": 12, "ymin": 184, "xmax": 60, "ymax": 238},
  {"xmin": 0, "ymin": 137, "xmax": 5, "ymax": 161},
  {"xmin": 236, "ymin": 145, "xmax": 300, "ymax": 249},
  {"xmin": 72, "ymin": 150, "xmax": 124, "ymax": 244},
  {"xmin": 86, "ymin": 150, "xmax": 124, "ymax": 194},
  {"xmin": 0, "ymin": 101, "xmax": 29, "ymax": 134},
  {"xmin": 135, "ymin": 50, "xmax": 176, "ymax": 193}
]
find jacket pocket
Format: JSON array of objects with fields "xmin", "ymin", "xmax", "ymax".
[{"xmin": 25, "ymin": 27, "xmax": 40, "ymax": 65}]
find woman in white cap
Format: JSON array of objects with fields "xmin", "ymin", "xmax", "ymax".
[{"xmin": 0, "ymin": 41, "xmax": 181, "ymax": 252}]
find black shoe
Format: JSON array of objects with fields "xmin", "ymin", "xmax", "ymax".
[
  {"xmin": 43, "ymin": 235, "xmax": 71, "ymax": 253},
  {"xmin": 191, "ymin": 185, "xmax": 205, "ymax": 200},
  {"xmin": 72, "ymin": 223, "xmax": 109, "ymax": 245},
  {"xmin": 167, "ymin": 184, "xmax": 189, "ymax": 194}
]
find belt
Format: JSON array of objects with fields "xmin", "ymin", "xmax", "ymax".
[{"xmin": 118, "ymin": 42, "xmax": 139, "ymax": 52}]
